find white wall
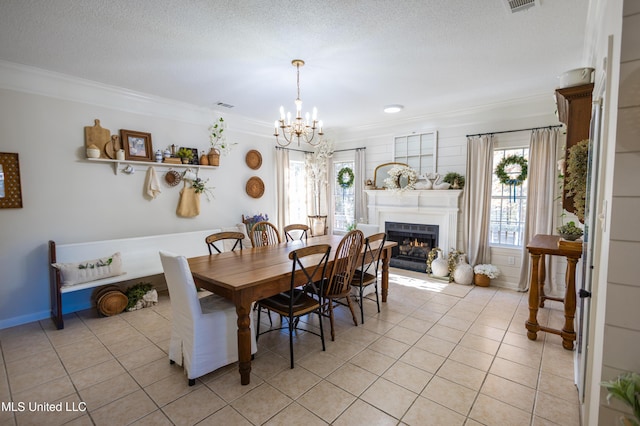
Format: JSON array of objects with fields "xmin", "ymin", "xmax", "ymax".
[
  {"xmin": 596, "ymin": 1, "xmax": 640, "ymax": 424},
  {"xmin": 0, "ymin": 62, "xmax": 275, "ymax": 328}
]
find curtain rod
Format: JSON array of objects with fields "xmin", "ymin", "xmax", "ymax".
[
  {"xmin": 466, "ymin": 125, "xmax": 562, "ymax": 138},
  {"xmin": 274, "ymin": 146, "xmax": 366, "ymax": 153}
]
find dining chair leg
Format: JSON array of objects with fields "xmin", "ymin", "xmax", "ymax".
[
  {"xmin": 288, "ymin": 317, "xmax": 295, "ymax": 369},
  {"xmin": 346, "ymin": 295, "xmax": 358, "ymax": 327},
  {"xmin": 328, "ymin": 302, "xmax": 336, "ymax": 341},
  {"xmin": 318, "ymin": 309, "xmax": 326, "ymax": 351},
  {"xmin": 256, "ymin": 306, "xmax": 262, "ymax": 342},
  {"xmin": 374, "ymin": 281, "xmax": 380, "ymax": 313},
  {"xmin": 359, "ymin": 286, "xmax": 365, "ymax": 324}
]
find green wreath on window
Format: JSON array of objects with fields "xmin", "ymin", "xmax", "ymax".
[
  {"xmin": 337, "ymin": 167, "xmax": 355, "ymax": 189},
  {"xmin": 495, "ymin": 155, "xmax": 528, "ymax": 186}
]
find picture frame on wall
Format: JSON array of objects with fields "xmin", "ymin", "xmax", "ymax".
[
  {"xmin": 120, "ymin": 129, "xmax": 153, "ymax": 161},
  {"xmin": 0, "ymin": 152, "xmax": 23, "ymax": 209}
]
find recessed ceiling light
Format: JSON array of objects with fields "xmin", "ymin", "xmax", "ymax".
[{"xmin": 383, "ymin": 104, "xmax": 404, "ymax": 113}]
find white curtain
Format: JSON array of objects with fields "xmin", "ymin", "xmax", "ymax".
[
  {"xmin": 517, "ymin": 128, "xmax": 559, "ymax": 291},
  {"xmin": 275, "ymin": 147, "xmax": 290, "ymax": 232},
  {"xmin": 354, "ymin": 148, "xmax": 368, "ymax": 224},
  {"xmin": 462, "ymin": 135, "xmax": 494, "ymax": 266}
]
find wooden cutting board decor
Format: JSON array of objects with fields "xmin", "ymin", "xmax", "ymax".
[{"xmin": 84, "ymin": 119, "xmax": 112, "ymax": 159}]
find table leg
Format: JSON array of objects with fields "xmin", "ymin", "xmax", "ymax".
[
  {"xmin": 561, "ymin": 257, "xmax": 578, "ymax": 350},
  {"xmin": 381, "ymin": 250, "xmax": 390, "ymax": 303},
  {"xmin": 526, "ymin": 253, "xmax": 541, "ymax": 340},
  {"xmin": 538, "ymin": 254, "xmax": 547, "ymax": 308},
  {"xmin": 236, "ymin": 302, "xmax": 252, "ymax": 385}
]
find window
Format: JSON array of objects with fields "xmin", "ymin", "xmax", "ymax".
[
  {"xmin": 490, "ymin": 147, "xmax": 529, "ymax": 247},
  {"xmin": 394, "ymin": 131, "xmax": 438, "ymax": 176},
  {"xmin": 288, "ymin": 158, "xmax": 308, "ymax": 225},
  {"xmin": 333, "ymin": 161, "xmax": 355, "ymax": 232}
]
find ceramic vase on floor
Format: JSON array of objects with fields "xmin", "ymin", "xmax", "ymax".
[
  {"xmin": 430, "ymin": 250, "xmax": 449, "ymax": 278},
  {"xmin": 453, "ymin": 255, "xmax": 473, "ymax": 285}
]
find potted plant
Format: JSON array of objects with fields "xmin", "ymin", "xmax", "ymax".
[
  {"xmin": 565, "ymin": 139, "xmax": 589, "ymax": 223},
  {"xmin": 557, "ymin": 221, "xmax": 584, "ymax": 241},
  {"xmin": 208, "ymin": 117, "xmax": 237, "ymax": 165},
  {"xmin": 601, "ymin": 372, "xmax": 640, "ymax": 426},
  {"xmin": 473, "ymin": 264, "xmax": 500, "ymax": 287},
  {"xmin": 176, "ymin": 147, "xmax": 194, "ymax": 164},
  {"xmin": 442, "ymin": 172, "xmax": 465, "ymax": 189}
]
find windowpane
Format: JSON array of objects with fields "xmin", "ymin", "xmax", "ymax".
[
  {"xmin": 334, "ymin": 161, "xmax": 355, "ymax": 231},
  {"xmin": 489, "ymin": 148, "xmax": 529, "ymax": 247},
  {"xmin": 288, "ymin": 160, "xmax": 308, "ymax": 225}
]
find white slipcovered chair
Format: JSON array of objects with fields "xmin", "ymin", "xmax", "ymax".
[{"xmin": 159, "ymin": 251, "xmax": 257, "ymax": 386}]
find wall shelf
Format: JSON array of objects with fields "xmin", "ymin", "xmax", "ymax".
[{"xmin": 85, "ymin": 158, "xmax": 217, "ymax": 175}]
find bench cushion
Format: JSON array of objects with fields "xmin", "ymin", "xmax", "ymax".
[{"xmin": 53, "ymin": 252, "xmax": 124, "ymax": 286}]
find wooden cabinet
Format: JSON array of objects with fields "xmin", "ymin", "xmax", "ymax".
[{"xmin": 555, "ymin": 83, "xmax": 593, "ymax": 215}]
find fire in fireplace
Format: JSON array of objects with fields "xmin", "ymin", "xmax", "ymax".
[{"xmin": 385, "ymin": 222, "xmax": 439, "ymax": 272}]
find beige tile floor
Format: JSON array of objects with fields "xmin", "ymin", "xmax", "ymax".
[{"xmin": 0, "ymin": 269, "xmax": 581, "ymax": 425}]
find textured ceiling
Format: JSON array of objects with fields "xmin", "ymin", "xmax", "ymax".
[{"xmin": 0, "ymin": 0, "xmax": 589, "ymax": 132}]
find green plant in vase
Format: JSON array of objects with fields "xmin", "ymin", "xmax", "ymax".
[
  {"xmin": 176, "ymin": 147, "xmax": 194, "ymax": 164},
  {"xmin": 601, "ymin": 372, "xmax": 640, "ymax": 426},
  {"xmin": 557, "ymin": 221, "xmax": 583, "ymax": 241}
]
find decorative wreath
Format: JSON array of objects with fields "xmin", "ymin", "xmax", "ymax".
[
  {"xmin": 337, "ymin": 167, "xmax": 355, "ymax": 189},
  {"xmin": 384, "ymin": 166, "xmax": 418, "ymax": 192},
  {"xmin": 495, "ymin": 155, "xmax": 528, "ymax": 186}
]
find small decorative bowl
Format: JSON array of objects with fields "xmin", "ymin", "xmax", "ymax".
[{"xmin": 86, "ymin": 147, "xmax": 101, "ymax": 158}]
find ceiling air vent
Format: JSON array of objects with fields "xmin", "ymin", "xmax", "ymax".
[
  {"xmin": 505, "ymin": 0, "xmax": 536, "ymax": 13},
  {"xmin": 216, "ymin": 101, "xmax": 234, "ymax": 109}
]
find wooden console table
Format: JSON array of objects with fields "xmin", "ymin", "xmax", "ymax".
[{"xmin": 525, "ymin": 234, "xmax": 583, "ymax": 350}]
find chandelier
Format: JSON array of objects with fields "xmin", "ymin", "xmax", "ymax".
[{"xmin": 274, "ymin": 59, "xmax": 323, "ymax": 147}]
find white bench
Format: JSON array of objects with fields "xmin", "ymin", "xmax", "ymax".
[{"xmin": 48, "ymin": 229, "xmax": 220, "ymax": 329}]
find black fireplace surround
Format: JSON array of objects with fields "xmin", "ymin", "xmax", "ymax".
[{"xmin": 385, "ymin": 221, "xmax": 439, "ymax": 273}]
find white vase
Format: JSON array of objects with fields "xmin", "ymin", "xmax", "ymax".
[
  {"xmin": 453, "ymin": 255, "xmax": 473, "ymax": 285},
  {"xmin": 431, "ymin": 251, "xmax": 449, "ymax": 277}
]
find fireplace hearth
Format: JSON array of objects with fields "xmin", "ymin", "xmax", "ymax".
[{"xmin": 386, "ymin": 222, "xmax": 438, "ymax": 273}]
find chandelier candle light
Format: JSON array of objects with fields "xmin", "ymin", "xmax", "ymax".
[{"xmin": 274, "ymin": 59, "xmax": 324, "ymax": 147}]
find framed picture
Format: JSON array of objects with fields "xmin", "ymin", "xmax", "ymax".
[
  {"xmin": 0, "ymin": 152, "xmax": 23, "ymax": 209},
  {"xmin": 120, "ymin": 129, "xmax": 153, "ymax": 161}
]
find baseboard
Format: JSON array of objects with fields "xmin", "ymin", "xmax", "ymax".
[{"xmin": 0, "ymin": 310, "xmax": 50, "ymax": 330}]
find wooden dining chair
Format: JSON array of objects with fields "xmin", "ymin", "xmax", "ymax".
[
  {"xmin": 350, "ymin": 232, "xmax": 386, "ymax": 324},
  {"xmin": 322, "ymin": 229, "xmax": 364, "ymax": 341},
  {"xmin": 283, "ymin": 223, "xmax": 309, "ymax": 242},
  {"xmin": 255, "ymin": 244, "xmax": 331, "ymax": 368},
  {"xmin": 159, "ymin": 251, "xmax": 257, "ymax": 385},
  {"xmin": 205, "ymin": 231, "xmax": 245, "ymax": 254},
  {"xmin": 249, "ymin": 221, "xmax": 281, "ymax": 247}
]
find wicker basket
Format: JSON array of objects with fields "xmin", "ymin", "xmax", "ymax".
[
  {"xmin": 474, "ymin": 273, "xmax": 491, "ymax": 287},
  {"xmin": 95, "ymin": 285, "xmax": 128, "ymax": 316}
]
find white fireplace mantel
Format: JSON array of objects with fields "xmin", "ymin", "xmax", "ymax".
[{"xmin": 364, "ymin": 189, "xmax": 463, "ymax": 254}]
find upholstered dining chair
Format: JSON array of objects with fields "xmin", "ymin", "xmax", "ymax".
[
  {"xmin": 255, "ymin": 244, "xmax": 331, "ymax": 368},
  {"xmin": 205, "ymin": 231, "xmax": 245, "ymax": 254},
  {"xmin": 283, "ymin": 223, "xmax": 309, "ymax": 242},
  {"xmin": 249, "ymin": 221, "xmax": 281, "ymax": 247},
  {"xmin": 322, "ymin": 229, "xmax": 364, "ymax": 341},
  {"xmin": 159, "ymin": 251, "xmax": 257, "ymax": 386},
  {"xmin": 350, "ymin": 232, "xmax": 386, "ymax": 324}
]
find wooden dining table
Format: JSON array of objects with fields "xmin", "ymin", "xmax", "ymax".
[{"xmin": 188, "ymin": 234, "xmax": 397, "ymax": 385}]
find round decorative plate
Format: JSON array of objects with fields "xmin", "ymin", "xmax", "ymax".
[
  {"xmin": 165, "ymin": 170, "xmax": 182, "ymax": 186},
  {"xmin": 246, "ymin": 176, "xmax": 265, "ymax": 198},
  {"xmin": 245, "ymin": 150, "xmax": 262, "ymax": 170}
]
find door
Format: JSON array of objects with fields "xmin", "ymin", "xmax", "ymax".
[{"xmin": 576, "ymin": 96, "xmax": 603, "ymax": 401}]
